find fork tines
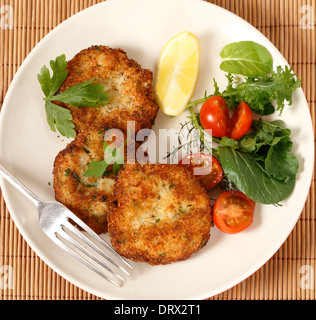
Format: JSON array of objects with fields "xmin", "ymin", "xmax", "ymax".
[{"xmin": 52, "ymin": 211, "xmax": 133, "ymax": 287}]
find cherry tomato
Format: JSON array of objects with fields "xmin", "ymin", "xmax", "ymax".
[
  {"xmin": 229, "ymin": 101, "xmax": 253, "ymax": 140},
  {"xmin": 200, "ymin": 95, "xmax": 230, "ymax": 137},
  {"xmin": 178, "ymin": 153, "xmax": 223, "ymax": 190},
  {"xmin": 213, "ymin": 190, "xmax": 255, "ymax": 234}
]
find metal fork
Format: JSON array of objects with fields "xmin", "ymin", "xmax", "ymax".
[{"xmin": 0, "ymin": 163, "xmax": 133, "ymax": 287}]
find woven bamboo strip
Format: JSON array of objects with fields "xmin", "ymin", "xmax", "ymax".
[
  {"xmin": 292, "ymin": 0, "xmax": 300, "ymax": 300},
  {"xmin": 310, "ymin": 0, "xmax": 316, "ymax": 301},
  {"xmin": 308, "ymin": 1, "xmax": 315, "ymax": 298},
  {"xmin": 286, "ymin": 1, "xmax": 293, "ymax": 299},
  {"xmin": 0, "ymin": 194, "xmax": 6, "ymax": 298},
  {"xmin": 297, "ymin": 0, "xmax": 305, "ymax": 300},
  {"xmin": 280, "ymin": 0, "xmax": 287, "ymax": 300}
]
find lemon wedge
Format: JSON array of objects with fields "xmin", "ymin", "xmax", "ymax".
[{"xmin": 154, "ymin": 31, "xmax": 200, "ymax": 116}]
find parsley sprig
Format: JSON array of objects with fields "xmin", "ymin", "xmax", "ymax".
[
  {"xmin": 83, "ymin": 129, "xmax": 131, "ymax": 178},
  {"xmin": 37, "ymin": 54, "xmax": 110, "ymax": 138}
]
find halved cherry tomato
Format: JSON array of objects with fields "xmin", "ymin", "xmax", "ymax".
[
  {"xmin": 200, "ymin": 95, "xmax": 230, "ymax": 137},
  {"xmin": 213, "ymin": 190, "xmax": 255, "ymax": 234},
  {"xmin": 178, "ymin": 153, "xmax": 223, "ymax": 190},
  {"xmin": 229, "ymin": 101, "xmax": 253, "ymax": 140}
]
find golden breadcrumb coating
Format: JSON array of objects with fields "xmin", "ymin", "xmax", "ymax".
[
  {"xmin": 108, "ymin": 163, "xmax": 213, "ymax": 265},
  {"xmin": 58, "ymin": 45, "xmax": 159, "ymax": 134},
  {"xmin": 53, "ymin": 127, "xmax": 137, "ymax": 234}
]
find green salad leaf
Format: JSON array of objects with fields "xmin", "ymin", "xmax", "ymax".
[
  {"xmin": 222, "ymin": 66, "xmax": 301, "ymax": 115},
  {"xmin": 216, "ymin": 119, "xmax": 299, "ymax": 204},
  {"xmin": 218, "ymin": 147, "xmax": 296, "ymax": 204},
  {"xmin": 188, "ymin": 66, "xmax": 301, "ymax": 116},
  {"xmin": 220, "ymin": 41, "xmax": 273, "ymax": 77}
]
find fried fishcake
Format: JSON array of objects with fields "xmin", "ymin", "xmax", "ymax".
[
  {"xmin": 58, "ymin": 45, "xmax": 159, "ymax": 134},
  {"xmin": 53, "ymin": 128, "xmax": 137, "ymax": 234},
  {"xmin": 108, "ymin": 163, "xmax": 213, "ymax": 265}
]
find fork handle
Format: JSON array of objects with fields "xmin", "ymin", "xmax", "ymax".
[{"xmin": 0, "ymin": 163, "xmax": 42, "ymax": 209}]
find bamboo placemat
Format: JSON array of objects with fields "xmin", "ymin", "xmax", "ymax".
[{"xmin": 0, "ymin": 0, "xmax": 315, "ymax": 300}]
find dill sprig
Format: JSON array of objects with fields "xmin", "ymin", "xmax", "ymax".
[{"xmin": 164, "ymin": 105, "xmax": 214, "ymax": 162}]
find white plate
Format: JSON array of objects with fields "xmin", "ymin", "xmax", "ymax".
[{"xmin": 0, "ymin": 0, "xmax": 314, "ymax": 300}]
